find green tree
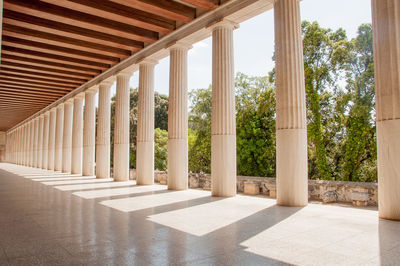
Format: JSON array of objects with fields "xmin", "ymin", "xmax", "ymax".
[{"xmin": 154, "ymin": 128, "xmax": 168, "ymax": 170}]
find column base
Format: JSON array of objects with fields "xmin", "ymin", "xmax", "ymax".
[
  {"xmin": 136, "ymin": 141, "xmax": 154, "ymax": 185},
  {"xmin": 211, "ymin": 134, "xmax": 236, "ymax": 197},
  {"xmin": 168, "ymin": 139, "xmax": 188, "ymax": 190},
  {"xmin": 377, "ymin": 119, "xmax": 400, "ymax": 221},
  {"xmin": 276, "ymin": 128, "xmax": 308, "ymax": 207},
  {"xmin": 114, "ymin": 143, "xmax": 129, "ymax": 181}
]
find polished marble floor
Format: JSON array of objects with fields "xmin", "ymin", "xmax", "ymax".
[{"xmin": 0, "ymin": 163, "xmax": 399, "ymax": 265}]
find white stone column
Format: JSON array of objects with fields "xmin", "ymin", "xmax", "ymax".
[
  {"xmin": 168, "ymin": 43, "xmax": 191, "ymax": 190},
  {"xmin": 29, "ymin": 121, "xmax": 33, "ymax": 167},
  {"xmin": 33, "ymin": 118, "xmax": 39, "ymax": 168},
  {"xmin": 137, "ymin": 60, "xmax": 157, "ymax": 185},
  {"xmin": 114, "ymin": 71, "xmax": 131, "ymax": 181},
  {"xmin": 42, "ymin": 112, "xmax": 49, "ymax": 169},
  {"xmin": 372, "ymin": 0, "xmax": 400, "ymax": 220},
  {"xmin": 48, "ymin": 108, "xmax": 57, "ymax": 170},
  {"xmin": 62, "ymin": 99, "xmax": 74, "ymax": 173},
  {"xmin": 274, "ymin": 0, "xmax": 308, "ymax": 207},
  {"xmin": 96, "ymin": 80, "xmax": 113, "ymax": 179},
  {"xmin": 37, "ymin": 115, "xmax": 44, "ymax": 169},
  {"xmin": 72, "ymin": 93, "xmax": 84, "ymax": 175},
  {"xmin": 82, "ymin": 87, "xmax": 97, "ymax": 176},
  {"xmin": 25, "ymin": 123, "xmax": 29, "ymax": 166},
  {"xmin": 54, "ymin": 104, "xmax": 64, "ymax": 171},
  {"xmin": 211, "ymin": 21, "xmax": 237, "ymax": 197}
]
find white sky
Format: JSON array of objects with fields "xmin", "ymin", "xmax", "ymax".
[{"xmin": 110, "ymin": 0, "xmax": 372, "ymax": 98}]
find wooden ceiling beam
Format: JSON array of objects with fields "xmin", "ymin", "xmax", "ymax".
[
  {"xmin": 0, "ymin": 90, "xmax": 60, "ymax": 100},
  {"xmin": 2, "ymin": 54, "xmax": 102, "ymax": 75},
  {"xmin": 2, "ymin": 46, "xmax": 110, "ymax": 70},
  {"xmin": 3, "ymin": 24, "xmax": 132, "ymax": 58},
  {"xmin": 0, "ymin": 72, "xmax": 81, "ymax": 87},
  {"xmin": 1, "ymin": 60, "xmax": 95, "ymax": 79},
  {"xmin": 0, "ymin": 76, "xmax": 76, "ymax": 90},
  {"xmin": 0, "ymin": 86, "xmax": 66, "ymax": 97},
  {"xmin": 0, "ymin": 67, "xmax": 89, "ymax": 83},
  {"xmin": 2, "ymin": 36, "xmax": 121, "ymax": 65},
  {"xmin": 0, "ymin": 97, "xmax": 53, "ymax": 105},
  {"xmin": 0, "ymin": 102, "xmax": 46, "ymax": 107},
  {"xmin": 3, "ymin": 12, "xmax": 143, "ymax": 51},
  {"xmin": 0, "ymin": 92, "xmax": 57, "ymax": 101},
  {"xmin": 41, "ymin": 0, "xmax": 175, "ymax": 34},
  {"xmin": 178, "ymin": 0, "xmax": 219, "ymax": 10},
  {"xmin": 4, "ymin": 0, "xmax": 159, "ymax": 44},
  {"xmin": 110, "ymin": 0, "xmax": 196, "ymax": 23}
]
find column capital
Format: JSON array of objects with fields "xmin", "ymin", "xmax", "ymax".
[
  {"xmin": 44, "ymin": 111, "xmax": 50, "ymax": 117},
  {"xmin": 74, "ymin": 92, "xmax": 85, "ymax": 100},
  {"xmin": 209, "ymin": 19, "xmax": 239, "ymax": 31},
  {"xmin": 139, "ymin": 58, "xmax": 158, "ymax": 66},
  {"xmin": 99, "ymin": 77, "xmax": 116, "ymax": 88},
  {"xmin": 117, "ymin": 66, "xmax": 136, "ymax": 77},
  {"xmin": 57, "ymin": 103, "xmax": 64, "ymax": 109},
  {"xmin": 85, "ymin": 86, "xmax": 98, "ymax": 94},
  {"xmin": 168, "ymin": 41, "xmax": 193, "ymax": 51},
  {"xmin": 64, "ymin": 98, "xmax": 74, "ymax": 105}
]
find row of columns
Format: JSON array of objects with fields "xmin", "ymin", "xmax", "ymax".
[{"xmin": 4, "ymin": 0, "xmax": 400, "ymax": 220}]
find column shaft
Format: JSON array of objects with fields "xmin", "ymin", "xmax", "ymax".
[
  {"xmin": 33, "ymin": 118, "xmax": 39, "ymax": 168},
  {"xmin": 274, "ymin": 0, "xmax": 308, "ymax": 206},
  {"xmin": 96, "ymin": 81, "xmax": 112, "ymax": 179},
  {"xmin": 114, "ymin": 72, "xmax": 131, "ymax": 181},
  {"xmin": 72, "ymin": 95, "xmax": 84, "ymax": 174},
  {"xmin": 211, "ymin": 21, "xmax": 237, "ymax": 197},
  {"xmin": 168, "ymin": 45, "xmax": 190, "ymax": 190},
  {"xmin": 42, "ymin": 113, "xmax": 49, "ymax": 169},
  {"xmin": 82, "ymin": 89, "xmax": 97, "ymax": 176},
  {"xmin": 38, "ymin": 115, "xmax": 44, "ymax": 169},
  {"xmin": 137, "ymin": 62, "xmax": 156, "ymax": 185},
  {"xmin": 54, "ymin": 104, "xmax": 64, "ymax": 171},
  {"xmin": 62, "ymin": 100, "xmax": 73, "ymax": 173},
  {"xmin": 48, "ymin": 108, "xmax": 56, "ymax": 170},
  {"xmin": 372, "ymin": 0, "xmax": 400, "ymax": 220}
]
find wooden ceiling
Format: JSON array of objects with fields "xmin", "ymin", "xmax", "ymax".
[{"xmin": 0, "ymin": 0, "xmax": 222, "ymax": 131}]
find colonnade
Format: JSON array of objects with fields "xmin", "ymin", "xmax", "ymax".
[{"xmin": 3, "ymin": 0, "xmax": 400, "ymax": 220}]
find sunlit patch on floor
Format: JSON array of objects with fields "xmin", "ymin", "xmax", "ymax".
[{"xmin": 73, "ymin": 185, "xmax": 167, "ymax": 199}]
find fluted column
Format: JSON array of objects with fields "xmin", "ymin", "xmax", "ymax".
[
  {"xmin": 168, "ymin": 43, "xmax": 191, "ymax": 190},
  {"xmin": 96, "ymin": 80, "xmax": 113, "ymax": 179},
  {"xmin": 137, "ymin": 60, "xmax": 157, "ymax": 185},
  {"xmin": 82, "ymin": 87, "xmax": 97, "ymax": 176},
  {"xmin": 72, "ymin": 93, "xmax": 84, "ymax": 174},
  {"xmin": 211, "ymin": 21, "xmax": 237, "ymax": 197},
  {"xmin": 274, "ymin": 0, "xmax": 308, "ymax": 206},
  {"xmin": 54, "ymin": 104, "xmax": 64, "ymax": 171},
  {"xmin": 62, "ymin": 99, "xmax": 73, "ymax": 173},
  {"xmin": 30, "ymin": 120, "xmax": 34, "ymax": 167},
  {"xmin": 372, "ymin": 0, "xmax": 400, "ymax": 220},
  {"xmin": 37, "ymin": 115, "xmax": 44, "ymax": 168},
  {"xmin": 24, "ymin": 123, "xmax": 28, "ymax": 166},
  {"xmin": 48, "ymin": 108, "xmax": 56, "ymax": 170},
  {"xmin": 42, "ymin": 112, "xmax": 49, "ymax": 169},
  {"xmin": 33, "ymin": 118, "xmax": 39, "ymax": 168},
  {"xmin": 114, "ymin": 71, "xmax": 131, "ymax": 181}
]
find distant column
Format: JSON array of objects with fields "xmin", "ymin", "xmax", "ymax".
[
  {"xmin": 274, "ymin": 0, "xmax": 308, "ymax": 206},
  {"xmin": 211, "ymin": 20, "xmax": 238, "ymax": 197},
  {"xmin": 29, "ymin": 121, "xmax": 33, "ymax": 167},
  {"xmin": 114, "ymin": 70, "xmax": 131, "ymax": 181},
  {"xmin": 72, "ymin": 93, "xmax": 84, "ymax": 175},
  {"xmin": 25, "ymin": 123, "xmax": 29, "ymax": 166},
  {"xmin": 54, "ymin": 104, "xmax": 64, "ymax": 171},
  {"xmin": 33, "ymin": 118, "xmax": 39, "ymax": 168},
  {"xmin": 42, "ymin": 112, "xmax": 50, "ymax": 169},
  {"xmin": 168, "ymin": 43, "xmax": 191, "ymax": 190},
  {"xmin": 137, "ymin": 60, "xmax": 157, "ymax": 185},
  {"xmin": 48, "ymin": 108, "xmax": 57, "ymax": 170},
  {"xmin": 62, "ymin": 99, "xmax": 73, "ymax": 173},
  {"xmin": 82, "ymin": 87, "xmax": 97, "ymax": 176},
  {"xmin": 372, "ymin": 0, "xmax": 400, "ymax": 220},
  {"xmin": 96, "ymin": 80, "xmax": 113, "ymax": 179},
  {"xmin": 37, "ymin": 115, "xmax": 44, "ymax": 169}
]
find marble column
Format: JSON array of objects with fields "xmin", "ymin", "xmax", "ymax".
[
  {"xmin": 54, "ymin": 104, "xmax": 64, "ymax": 171},
  {"xmin": 82, "ymin": 87, "xmax": 97, "ymax": 176},
  {"xmin": 37, "ymin": 115, "xmax": 44, "ymax": 169},
  {"xmin": 29, "ymin": 121, "xmax": 33, "ymax": 167},
  {"xmin": 168, "ymin": 43, "xmax": 191, "ymax": 190},
  {"xmin": 33, "ymin": 118, "xmax": 39, "ymax": 168},
  {"xmin": 211, "ymin": 20, "xmax": 237, "ymax": 197},
  {"xmin": 48, "ymin": 108, "xmax": 56, "ymax": 170},
  {"xmin": 372, "ymin": 0, "xmax": 400, "ymax": 220},
  {"xmin": 96, "ymin": 80, "xmax": 113, "ymax": 179},
  {"xmin": 114, "ymin": 71, "xmax": 131, "ymax": 181},
  {"xmin": 274, "ymin": 0, "xmax": 308, "ymax": 207},
  {"xmin": 137, "ymin": 60, "xmax": 157, "ymax": 185},
  {"xmin": 25, "ymin": 123, "xmax": 29, "ymax": 166},
  {"xmin": 62, "ymin": 99, "xmax": 73, "ymax": 173},
  {"xmin": 72, "ymin": 93, "xmax": 84, "ymax": 175},
  {"xmin": 42, "ymin": 112, "xmax": 49, "ymax": 169}
]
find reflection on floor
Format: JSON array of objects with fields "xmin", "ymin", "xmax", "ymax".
[{"xmin": 0, "ymin": 163, "xmax": 399, "ymax": 265}]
